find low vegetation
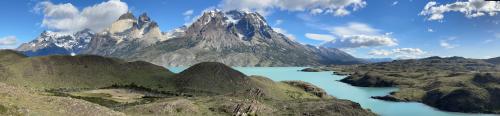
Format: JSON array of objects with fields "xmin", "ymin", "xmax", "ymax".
[
  {"xmin": 0, "ymin": 50, "xmax": 376, "ymax": 116},
  {"xmin": 317, "ymin": 56, "xmax": 500, "ymax": 114}
]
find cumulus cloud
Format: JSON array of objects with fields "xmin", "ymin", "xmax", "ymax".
[
  {"xmin": 369, "ymin": 48, "xmax": 427, "ymax": 59},
  {"xmin": 310, "ymin": 8, "xmax": 324, "ymax": 15},
  {"xmin": 34, "ymin": 0, "xmax": 128, "ymax": 33},
  {"xmin": 369, "ymin": 49, "xmax": 392, "ymax": 56},
  {"xmin": 312, "ymin": 22, "xmax": 397, "ymax": 48},
  {"xmin": 219, "ymin": 0, "xmax": 367, "ymax": 16},
  {"xmin": 420, "ymin": 0, "xmax": 500, "ymax": 21},
  {"xmin": 305, "ymin": 33, "xmax": 335, "ymax": 41},
  {"xmin": 440, "ymin": 37, "xmax": 459, "ymax": 49},
  {"xmin": 273, "ymin": 28, "xmax": 296, "ymax": 41},
  {"xmin": 0, "ymin": 36, "xmax": 17, "ymax": 46},
  {"xmin": 328, "ymin": 22, "xmax": 379, "ymax": 36},
  {"xmin": 321, "ymin": 34, "xmax": 397, "ymax": 48}
]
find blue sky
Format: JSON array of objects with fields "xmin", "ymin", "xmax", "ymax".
[{"xmin": 0, "ymin": 0, "xmax": 499, "ymax": 59}]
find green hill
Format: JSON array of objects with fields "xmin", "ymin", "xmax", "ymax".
[
  {"xmin": 0, "ymin": 50, "xmax": 176, "ymax": 91},
  {"xmin": 0, "ymin": 82, "xmax": 124, "ymax": 116},
  {"xmin": 174, "ymin": 62, "xmax": 253, "ymax": 95}
]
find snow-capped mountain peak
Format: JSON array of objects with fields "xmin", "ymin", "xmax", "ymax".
[{"xmin": 17, "ymin": 29, "xmax": 94, "ymax": 56}]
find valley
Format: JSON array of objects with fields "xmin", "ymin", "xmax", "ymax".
[
  {"xmin": 2, "ymin": 0, "xmax": 499, "ymax": 115},
  {"xmin": 0, "ymin": 50, "xmax": 375, "ymax": 116}
]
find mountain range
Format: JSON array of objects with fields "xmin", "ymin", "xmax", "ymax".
[{"xmin": 17, "ymin": 10, "xmax": 365, "ymax": 66}]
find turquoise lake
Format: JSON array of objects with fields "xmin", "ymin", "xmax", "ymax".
[{"xmin": 168, "ymin": 67, "xmax": 496, "ymax": 116}]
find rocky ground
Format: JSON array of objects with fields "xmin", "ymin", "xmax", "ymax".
[{"xmin": 311, "ymin": 56, "xmax": 500, "ymax": 114}]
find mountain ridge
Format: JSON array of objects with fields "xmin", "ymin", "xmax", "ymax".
[{"xmin": 16, "ymin": 10, "xmax": 366, "ymax": 66}]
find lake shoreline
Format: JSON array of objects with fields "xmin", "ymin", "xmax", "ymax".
[{"xmin": 171, "ymin": 67, "xmax": 496, "ymax": 116}]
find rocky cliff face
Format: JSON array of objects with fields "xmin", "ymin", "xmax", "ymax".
[
  {"xmin": 17, "ymin": 10, "xmax": 364, "ymax": 66},
  {"xmin": 83, "ymin": 12, "xmax": 166, "ymax": 57},
  {"xmin": 120, "ymin": 10, "xmax": 365, "ymax": 66}
]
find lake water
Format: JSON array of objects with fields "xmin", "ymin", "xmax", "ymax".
[{"xmin": 168, "ymin": 67, "xmax": 496, "ymax": 116}]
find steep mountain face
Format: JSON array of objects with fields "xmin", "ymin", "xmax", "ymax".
[
  {"xmin": 119, "ymin": 10, "xmax": 364, "ymax": 66},
  {"xmin": 17, "ymin": 10, "xmax": 364, "ymax": 66},
  {"xmin": 83, "ymin": 12, "xmax": 166, "ymax": 57},
  {"xmin": 16, "ymin": 29, "xmax": 94, "ymax": 56},
  {"xmin": 315, "ymin": 47, "xmax": 367, "ymax": 64}
]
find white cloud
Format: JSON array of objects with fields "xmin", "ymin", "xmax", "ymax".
[
  {"xmin": 495, "ymin": 32, "xmax": 500, "ymax": 39},
  {"xmin": 440, "ymin": 37, "xmax": 459, "ymax": 49},
  {"xmin": 321, "ymin": 34, "xmax": 397, "ymax": 48},
  {"xmin": 274, "ymin": 19, "xmax": 283, "ymax": 26},
  {"xmin": 183, "ymin": 9, "xmax": 194, "ymax": 16},
  {"xmin": 392, "ymin": 1, "xmax": 399, "ymax": 6},
  {"xmin": 317, "ymin": 22, "xmax": 398, "ymax": 48},
  {"xmin": 329, "ymin": 22, "xmax": 379, "ymax": 36},
  {"xmin": 369, "ymin": 49, "xmax": 392, "ymax": 56},
  {"xmin": 427, "ymin": 28, "xmax": 434, "ymax": 32},
  {"xmin": 219, "ymin": 0, "xmax": 367, "ymax": 16},
  {"xmin": 483, "ymin": 39, "xmax": 494, "ymax": 43},
  {"xmin": 183, "ymin": 9, "xmax": 195, "ymax": 25},
  {"xmin": 393, "ymin": 48, "xmax": 426, "ymax": 55},
  {"xmin": 369, "ymin": 48, "xmax": 427, "ymax": 59},
  {"xmin": 305, "ymin": 33, "xmax": 336, "ymax": 41},
  {"xmin": 273, "ymin": 28, "xmax": 296, "ymax": 41},
  {"xmin": 0, "ymin": 36, "xmax": 17, "ymax": 46},
  {"xmin": 420, "ymin": 0, "xmax": 500, "ymax": 21},
  {"xmin": 310, "ymin": 8, "xmax": 324, "ymax": 15},
  {"xmin": 34, "ymin": 0, "xmax": 128, "ymax": 33}
]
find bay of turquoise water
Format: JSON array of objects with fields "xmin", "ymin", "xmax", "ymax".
[{"xmin": 168, "ymin": 67, "xmax": 496, "ymax": 116}]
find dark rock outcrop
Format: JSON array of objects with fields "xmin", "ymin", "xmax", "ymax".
[
  {"xmin": 300, "ymin": 68, "xmax": 324, "ymax": 72},
  {"xmin": 422, "ymin": 88, "xmax": 491, "ymax": 113},
  {"xmin": 283, "ymin": 81, "xmax": 330, "ymax": 98},
  {"xmin": 340, "ymin": 72, "xmax": 395, "ymax": 87}
]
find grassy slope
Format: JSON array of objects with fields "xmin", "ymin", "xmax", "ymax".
[
  {"xmin": 0, "ymin": 82, "xmax": 124, "ymax": 116},
  {"xmin": 0, "ymin": 50, "xmax": 176, "ymax": 91}
]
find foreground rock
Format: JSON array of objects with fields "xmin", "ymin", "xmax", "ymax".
[
  {"xmin": 335, "ymin": 56, "xmax": 500, "ymax": 114},
  {"xmin": 0, "ymin": 50, "xmax": 376, "ymax": 116}
]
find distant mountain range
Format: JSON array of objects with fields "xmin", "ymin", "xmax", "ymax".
[
  {"xmin": 362, "ymin": 58, "xmax": 394, "ymax": 63},
  {"xmin": 17, "ymin": 10, "xmax": 366, "ymax": 66}
]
